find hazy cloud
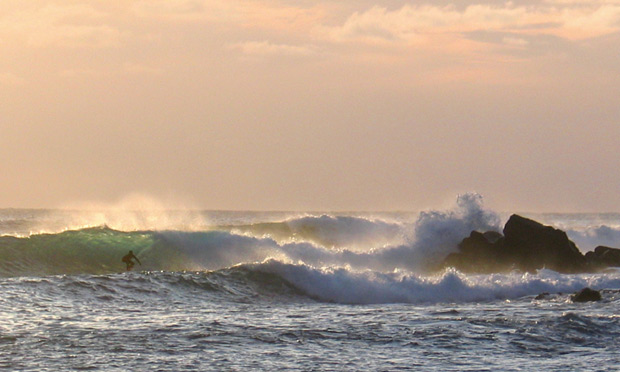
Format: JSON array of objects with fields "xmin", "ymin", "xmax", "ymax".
[
  {"xmin": 131, "ymin": 0, "xmax": 231, "ymax": 22},
  {"xmin": 59, "ymin": 63, "xmax": 164, "ymax": 78},
  {"xmin": 131, "ymin": 0, "xmax": 326, "ymax": 33},
  {"xmin": 231, "ymin": 40, "xmax": 317, "ymax": 56},
  {"xmin": 502, "ymin": 36, "xmax": 530, "ymax": 46},
  {"xmin": 0, "ymin": 3, "xmax": 122, "ymax": 48},
  {"xmin": 324, "ymin": 2, "xmax": 620, "ymax": 46}
]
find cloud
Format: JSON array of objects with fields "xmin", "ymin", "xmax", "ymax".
[
  {"xmin": 28, "ymin": 25, "xmax": 122, "ymax": 48},
  {"xmin": 131, "ymin": 0, "xmax": 231, "ymax": 22},
  {"xmin": 236, "ymin": 1, "xmax": 328, "ymax": 32},
  {"xmin": 324, "ymin": 5, "xmax": 529, "ymax": 44},
  {"xmin": 543, "ymin": 0, "xmax": 620, "ymax": 4},
  {"xmin": 324, "ymin": 2, "xmax": 620, "ymax": 45},
  {"xmin": 502, "ymin": 36, "xmax": 530, "ymax": 47},
  {"xmin": 558, "ymin": 4, "xmax": 620, "ymax": 39},
  {"xmin": 134, "ymin": 0, "xmax": 206, "ymax": 15},
  {"xmin": 131, "ymin": 0, "xmax": 328, "ymax": 35},
  {"xmin": 59, "ymin": 63, "xmax": 164, "ymax": 78},
  {"xmin": 231, "ymin": 40, "xmax": 316, "ymax": 56},
  {"xmin": 0, "ymin": 3, "xmax": 122, "ymax": 48}
]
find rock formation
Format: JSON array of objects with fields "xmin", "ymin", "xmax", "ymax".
[
  {"xmin": 442, "ymin": 214, "xmax": 620, "ymax": 274},
  {"xmin": 502, "ymin": 214, "xmax": 586, "ymax": 273},
  {"xmin": 571, "ymin": 287, "xmax": 602, "ymax": 302},
  {"xmin": 584, "ymin": 246, "xmax": 620, "ymax": 270}
]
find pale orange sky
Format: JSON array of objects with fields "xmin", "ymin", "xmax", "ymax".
[{"xmin": 1, "ymin": 0, "xmax": 620, "ymax": 211}]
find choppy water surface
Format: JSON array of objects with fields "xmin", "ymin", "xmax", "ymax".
[
  {"xmin": 2, "ymin": 197, "xmax": 620, "ymax": 371},
  {"xmin": 2, "ymin": 271, "xmax": 620, "ymax": 372}
]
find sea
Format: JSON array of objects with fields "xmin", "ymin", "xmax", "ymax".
[{"xmin": 1, "ymin": 194, "xmax": 620, "ymax": 371}]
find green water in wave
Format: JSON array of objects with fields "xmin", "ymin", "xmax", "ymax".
[{"xmin": 0, "ymin": 227, "xmax": 162, "ymax": 276}]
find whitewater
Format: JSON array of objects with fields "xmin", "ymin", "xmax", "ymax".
[{"xmin": 2, "ymin": 195, "xmax": 620, "ymax": 371}]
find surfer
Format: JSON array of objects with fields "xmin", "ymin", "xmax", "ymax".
[{"xmin": 122, "ymin": 250, "xmax": 141, "ymax": 271}]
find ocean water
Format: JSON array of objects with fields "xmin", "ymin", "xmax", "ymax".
[{"xmin": 2, "ymin": 195, "xmax": 620, "ymax": 371}]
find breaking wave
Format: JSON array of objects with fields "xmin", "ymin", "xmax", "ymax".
[
  {"xmin": 251, "ymin": 260, "xmax": 620, "ymax": 304},
  {"xmin": 9, "ymin": 261, "xmax": 620, "ymax": 305},
  {"xmin": 0, "ymin": 193, "xmax": 500, "ymax": 277}
]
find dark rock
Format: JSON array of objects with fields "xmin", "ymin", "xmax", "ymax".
[
  {"xmin": 534, "ymin": 292, "xmax": 550, "ymax": 300},
  {"xmin": 441, "ymin": 214, "xmax": 589, "ymax": 273},
  {"xmin": 442, "ymin": 230, "xmax": 507, "ymax": 273},
  {"xmin": 502, "ymin": 215, "xmax": 586, "ymax": 273},
  {"xmin": 459, "ymin": 231, "xmax": 499, "ymax": 256},
  {"xmin": 571, "ymin": 287, "xmax": 601, "ymax": 302},
  {"xmin": 585, "ymin": 246, "xmax": 620, "ymax": 269}
]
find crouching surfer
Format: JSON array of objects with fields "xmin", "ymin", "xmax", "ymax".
[{"xmin": 122, "ymin": 250, "xmax": 142, "ymax": 271}]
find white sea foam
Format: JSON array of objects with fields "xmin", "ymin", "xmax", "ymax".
[
  {"xmin": 256, "ymin": 260, "xmax": 620, "ymax": 304},
  {"xmin": 399, "ymin": 192, "xmax": 500, "ymax": 269},
  {"xmin": 280, "ymin": 193, "xmax": 499, "ymax": 271}
]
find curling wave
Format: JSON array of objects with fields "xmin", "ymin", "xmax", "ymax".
[{"xmin": 0, "ymin": 193, "xmax": 503, "ymax": 277}]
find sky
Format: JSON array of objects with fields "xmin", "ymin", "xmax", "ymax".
[{"xmin": 1, "ymin": 0, "xmax": 620, "ymax": 212}]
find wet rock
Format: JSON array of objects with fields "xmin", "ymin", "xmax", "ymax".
[
  {"xmin": 442, "ymin": 230, "xmax": 507, "ymax": 273},
  {"xmin": 442, "ymin": 214, "xmax": 588, "ymax": 273},
  {"xmin": 585, "ymin": 246, "xmax": 620, "ymax": 269},
  {"xmin": 534, "ymin": 292, "xmax": 550, "ymax": 300},
  {"xmin": 571, "ymin": 287, "xmax": 601, "ymax": 302},
  {"xmin": 502, "ymin": 215, "xmax": 586, "ymax": 273}
]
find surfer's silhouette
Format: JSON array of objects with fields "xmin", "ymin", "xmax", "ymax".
[{"xmin": 122, "ymin": 250, "xmax": 141, "ymax": 271}]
